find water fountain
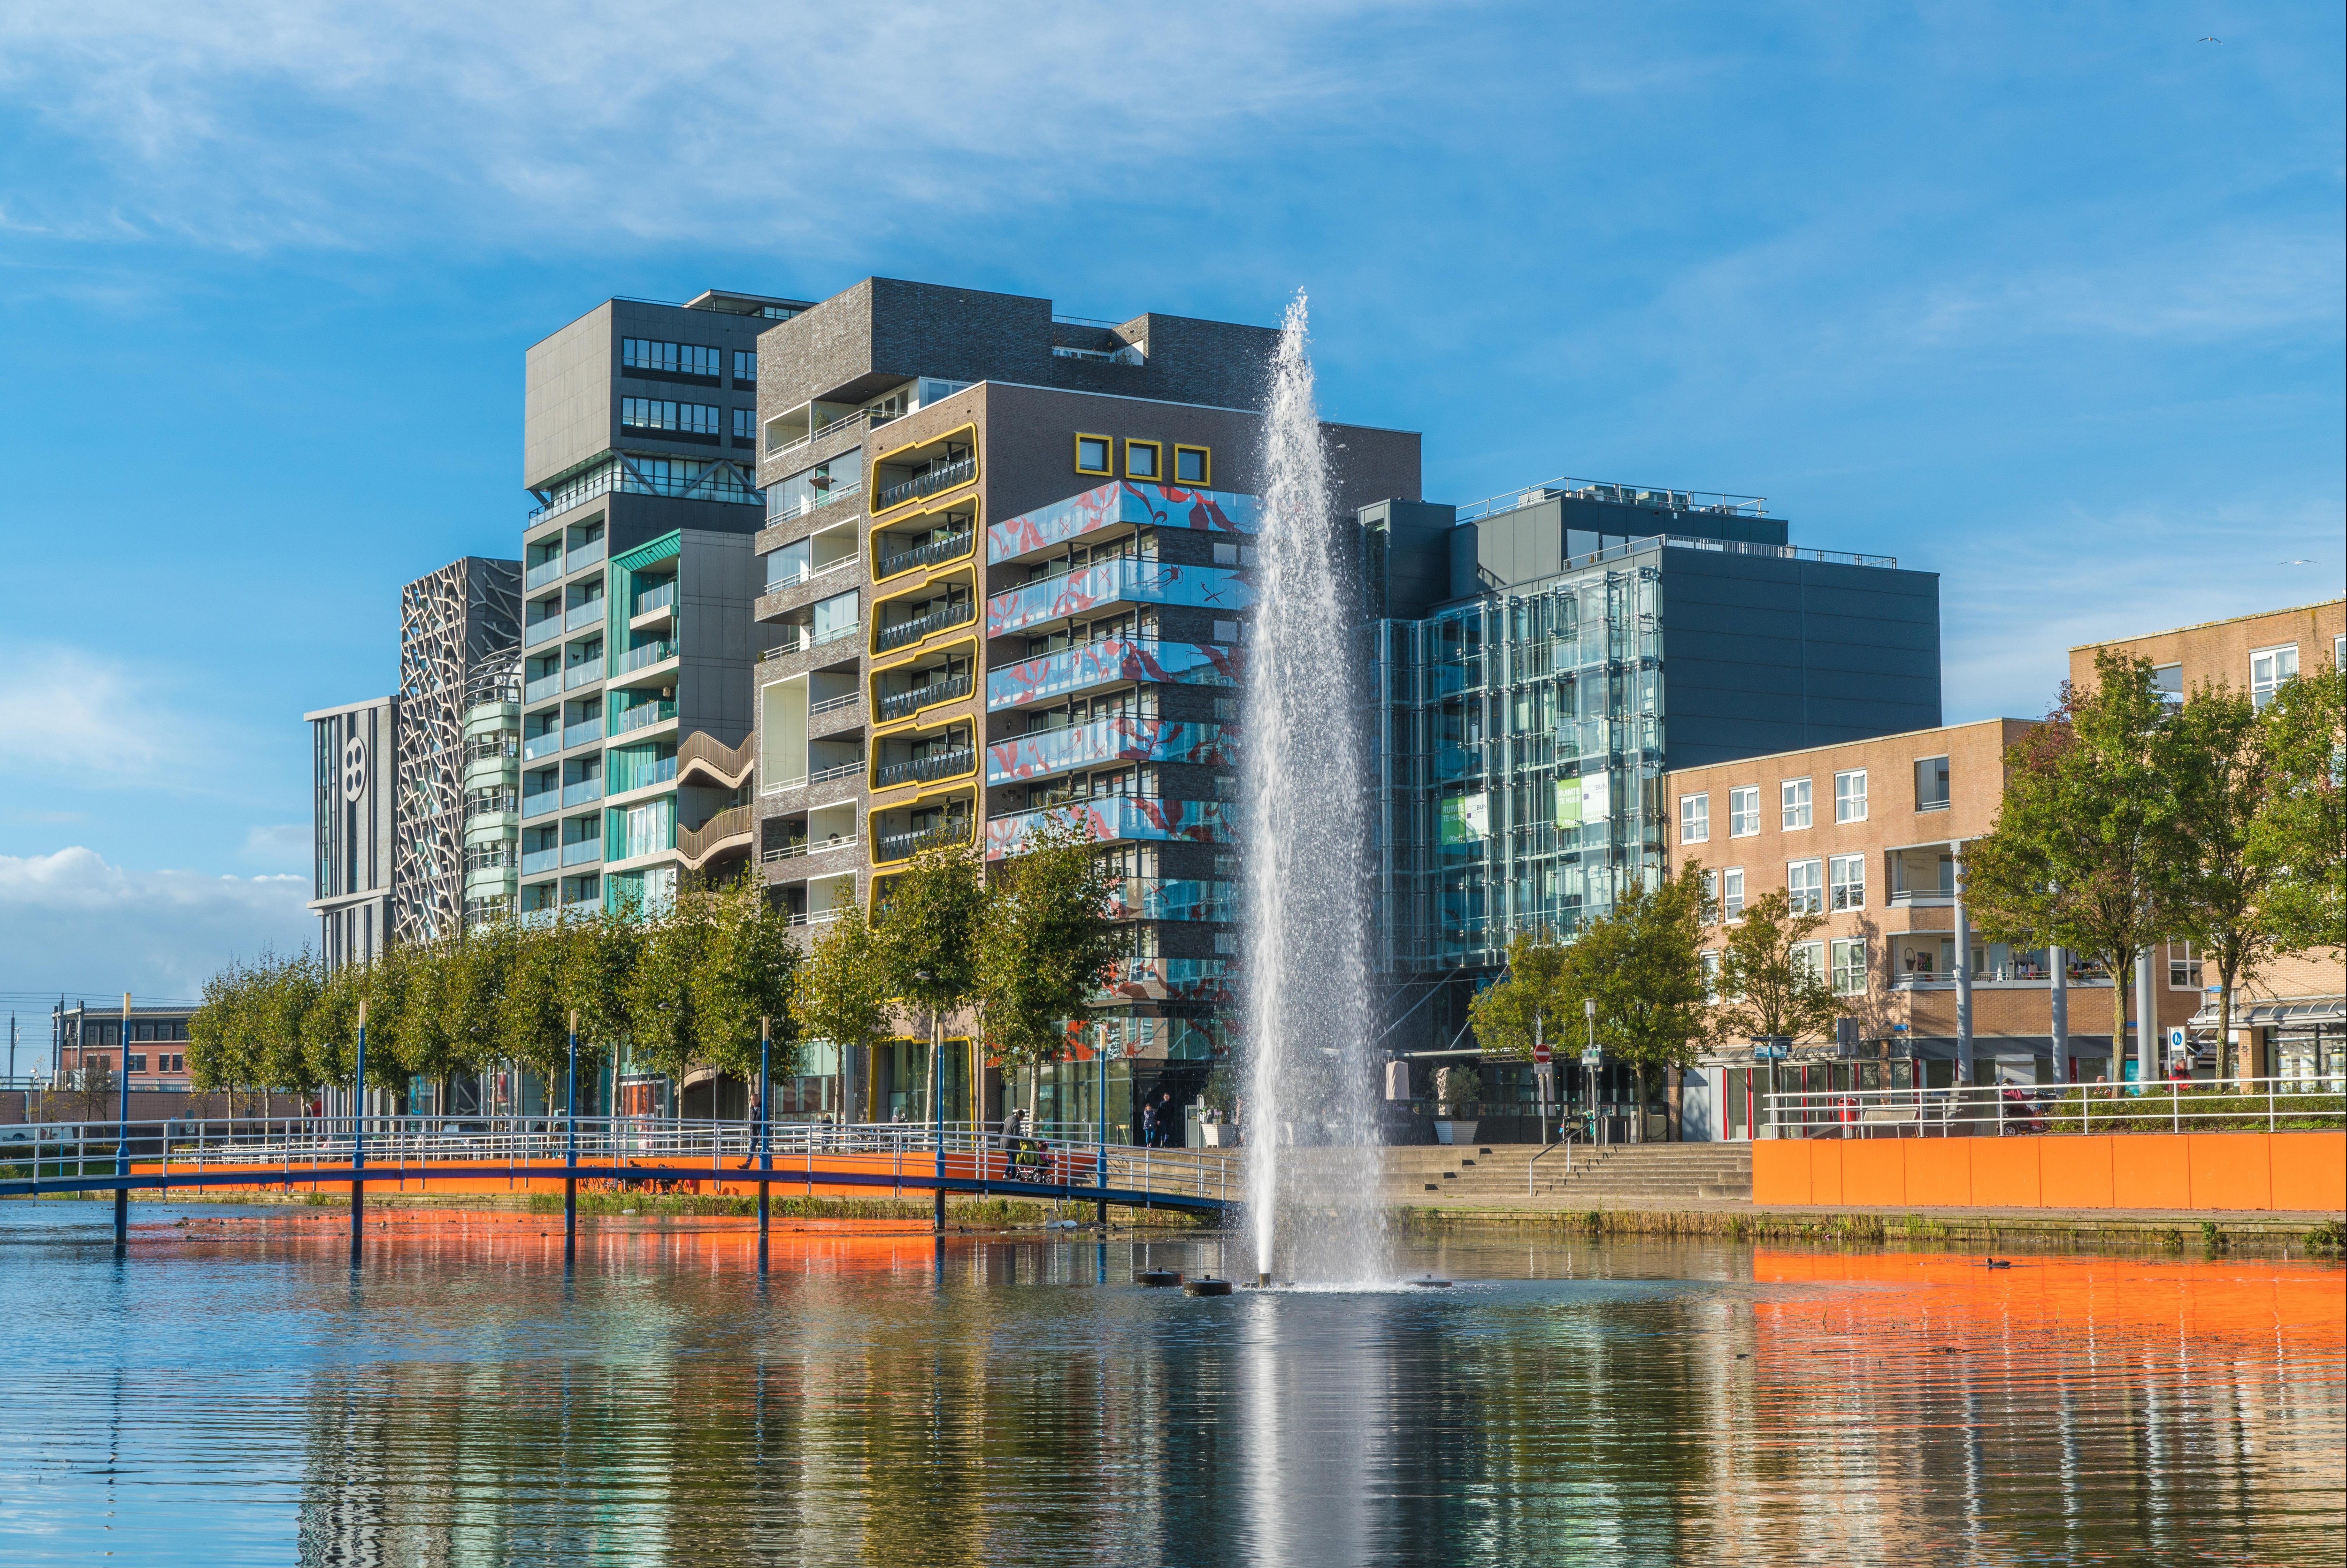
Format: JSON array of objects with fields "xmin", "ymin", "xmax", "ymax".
[{"xmin": 1242, "ymin": 293, "xmax": 1387, "ymax": 1286}]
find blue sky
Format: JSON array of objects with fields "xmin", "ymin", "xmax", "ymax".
[{"xmin": 0, "ymin": 1, "xmax": 2339, "ymax": 1007}]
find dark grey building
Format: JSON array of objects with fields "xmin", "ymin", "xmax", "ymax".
[
  {"xmin": 307, "ymin": 692, "xmax": 399, "ymax": 968},
  {"xmin": 1364, "ymin": 476, "xmax": 1940, "ymax": 1011}
]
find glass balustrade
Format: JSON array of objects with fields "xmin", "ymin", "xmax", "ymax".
[
  {"xmin": 611, "ymin": 699, "xmax": 677, "ymax": 736},
  {"xmin": 522, "ymin": 731, "xmax": 563, "ymax": 761},
  {"xmin": 521, "ymin": 847, "xmax": 562, "ymax": 876},
  {"xmin": 523, "ymin": 672, "xmax": 563, "ymax": 704},
  {"xmin": 613, "ymin": 638, "xmax": 678, "ymax": 675},
  {"xmin": 561, "ymin": 778, "xmax": 603, "ymax": 809},
  {"xmin": 564, "ymin": 658, "xmax": 605, "ymax": 689},
  {"xmin": 562, "ymin": 719, "xmax": 604, "ymax": 750}
]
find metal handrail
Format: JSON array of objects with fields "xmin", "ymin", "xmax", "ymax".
[
  {"xmin": 874, "ymin": 600, "xmax": 975, "ymax": 652},
  {"xmin": 877, "ymin": 672, "xmax": 973, "ymax": 721},
  {"xmin": 874, "ymin": 530, "xmax": 975, "ymax": 579},
  {"xmin": 1759, "ymin": 1076, "xmax": 2345, "ymax": 1139},
  {"xmin": 875, "ymin": 455, "xmax": 976, "ymax": 512}
]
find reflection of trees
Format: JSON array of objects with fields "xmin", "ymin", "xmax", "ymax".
[{"xmin": 278, "ymin": 1235, "xmax": 2341, "ymax": 1565}]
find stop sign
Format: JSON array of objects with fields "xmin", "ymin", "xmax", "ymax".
[{"xmin": 1532, "ymin": 1041, "xmax": 1552, "ymax": 1065}]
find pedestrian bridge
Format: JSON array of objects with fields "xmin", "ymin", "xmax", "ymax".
[{"xmin": 0, "ymin": 1116, "xmax": 1238, "ymax": 1218}]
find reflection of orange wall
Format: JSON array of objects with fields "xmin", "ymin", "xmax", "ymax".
[{"xmin": 1754, "ymin": 1131, "xmax": 2345, "ymax": 1212}]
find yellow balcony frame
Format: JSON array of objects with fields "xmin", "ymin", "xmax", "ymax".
[
  {"xmin": 869, "ymin": 421, "xmax": 979, "ymax": 520},
  {"xmin": 867, "ymin": 716, "xmax": 978, "ymax": 796},
  {"xmin": 868, "ymin": 638, "xmax": 979, "ymax": 734},
  {"xmin": 868, "ymin": 566, "xmax": 976, "ymax": 659},
  {"xmin": 868, "ymin": 495, "xmax": 981, "ymax": 585},
  {"xmin": 867, "ymin": 784, "xmax": 977, "ymax": 869}
]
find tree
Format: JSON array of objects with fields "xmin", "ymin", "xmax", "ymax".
[
  {"xmin": 1467, "ymin": 927, "xmax": 1574, "ymax": 1061},
  {"xmin": 1712, "ymin": 889, "xmax": 1844, "ymax": 1046},
  {"xmin": 499, "ymin": 914, "xmax": 573, "ymax": 1096},
  {"xmin": 870, "ymin": 846, "xmax": 988, "ymax": 1126},
  {"xmin": 2156, "ymin": 681, "xmax": 2282, "ymax": 1076},
  {"xmin": 300, "ymin": 959, "xmax": 366, "ymax": 1102},
  {"xmin": 1560, "ymin": 864, "xmax": 1713, "ymax": 1140},
  {"xmin": 251, "ymin": 949, "xmax": 323, "ymax": 1095},
  {"xmin": 437, "ymin": 922, "xmax": 514, "ymax": 1101},
  {"xmin": 188, "ymin": 957, "xmax": 256, "ymax": 1108},
  {"xmin": 1965, "ymin": 651, "xmax": 2175, "ymax": 1082},
  {"xmin": 566, "ymin": 910, "xmax": 645, "ymax": 1112},
  {"xmin": 791, "ymin": 904, "xmax": 896, "ymax": 1120},
  {"xmin": 2248, "ymin": 665, "xmax": 2347, "ymax": 957},
  {"xmin": 625, "ymin": 889, "xmax": 721, "ymax": 1093},
  {"xmin": 691, "ymin": 879, "xmax": 803, "ymax": 1099},
  {"xmin": 976, "ymin": 818, "xmax": 1125, "ymax": 1127}
]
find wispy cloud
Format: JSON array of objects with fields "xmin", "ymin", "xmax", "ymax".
[
  {"xmin": 0, "ymin": 644, "xmax": 212, "ymax": 777},
  {"xmin": 0, "ymin": 1, "xmax": 1415, "ymax": 255},
  {"xmin": 0, "ymin": 847, "xmax": 311, "ymax": 999},
  {"xmin": 240, "ymin": 823, "xmax": 310, "ymax": 870}
]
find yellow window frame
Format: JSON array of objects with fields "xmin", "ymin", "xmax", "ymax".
[
  {"xmin": 1074, "ymin": 432, "xmax": 1113, "ymax": 476},
  {"xmin": 1124, "ymin": 439, "xmax": 1163, "ymax": 482},
  {"xmin": 1173, "ymin": 444, "xmax": 1211, "ymax": 487}
]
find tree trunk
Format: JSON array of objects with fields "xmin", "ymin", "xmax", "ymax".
[
  {"xmin": 2109, "ymin": 947, "xmax": 2133, "ymax": 1094},
  {"xmin": 1665, "ymin": 1069, "xmax": 1682, "ymax": 1142},
  {"xmin": 2215, "ymin": 959, "xmax": 2238, "ymax": 1086}
]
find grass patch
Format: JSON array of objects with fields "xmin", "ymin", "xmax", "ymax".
[{"xmin": 2041, "ymin": 1086, "xmax": 2343, "ymax": 1135}]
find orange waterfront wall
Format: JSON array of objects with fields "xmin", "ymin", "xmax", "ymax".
[{"xmin": 1753, "ymin": 1131, "xmax": 2346, "ymax": 1213}]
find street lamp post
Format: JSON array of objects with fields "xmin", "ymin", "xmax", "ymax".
[
  {"xmin": 351, "ymin": 998, "xmax": 368, "ymax": 1265},
  {"xmin": 757, "ymin": 1014, "xmax": 772, "ymax": 1272},
  {"xmin": 114, "ymin": 993, "xmax": 130, "ymax": 1255},
  {"xmin": 1095, "ymin": 1026, "xmax": 1109, "ymax": 1227}
]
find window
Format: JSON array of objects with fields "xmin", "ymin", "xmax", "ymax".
[
  {"xmin": 1125, "ymin": 439, "xmax": 1162, "ymax": 481},
  {"xmin": 1781, "ymin": 778, "xmax": 1812, "ymax": 830},
  {"xmin": 1720, "ymin": 868, "xmax": 1745, "ymax": 920},
  {"xmin": 2335, "ymin": 633, "xmax": 2345, "ymax": 672},
  {"xmin": 1787, "ymin": 858, "xmax": 1823, "ymax": 914},
  {"xmin": 1829, "ymin": 853, "xmax": 1865, "ymax": 910},
  {"xmin": 1679, "ymin": 793, "xmax": 1709, "ymax": 843},
  {"xmin": 2169, "ymin": 943, "xmax": 2204, "ymax": 989},
  {"xmin": 1174, "ymin": 444, "xmax": 1211, "ymax": 485},
  {"xmin": 1792, "ymin": 941, "xmax": 1826, "ymax": 985},
  {"xmin": 1728, "ymin": 786, "xmax": 1759, "ymax": 837},
  {"xmin": 620, "ymin": 398, "xmax": 721, "ymax": 435},
  {"xmin": 2250, "ymin": 644, "xmax": 2298, "ymax": 708},
  {"xmin": 621, "ymin": 338, "xmax": 721, "ymax": 378},
  {"xmin": 1075, "ymin": 434, "xmax": 1112, "ymax": 475},
  {"xmin": 126, "ymin": 1054, "xmax": 147, "ymax": 1074},
  {"xmin": 732, "ymin": 349, "xmax": 757, "ymax": 383},
  {"xmin": 1915, "ymin": 755, "xmax": 1950, "ymax": 811},
  {"xmin": 2151, "ymin": 663, "xmax": 2183, "ymax": 706},
  {"xmin": 732, "ymin": 408, "xmax": 757, "ymax": 439},
  {"xmin": 810, "ymin": 589, "xmax": 858, "ymax": 643},
  {"xmin": 1831, "ymin": 938, "xmax": 1868, "ymax": 996},
  {"xmin": 1701, "ymin": 949, "xmax": 1722, "ymax": 1001},
  {"xmin": 1833, "ymin": 769, "xmax": 1867, "ymax": 823}
]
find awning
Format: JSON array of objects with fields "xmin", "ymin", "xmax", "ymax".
[{"xmin": 2185, "ymin": 997, "xmax": 2347, "ymax": 1029}]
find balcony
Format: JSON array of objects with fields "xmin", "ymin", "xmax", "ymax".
[
  {"xmin": 565, "ymin": 598, "xmax": 605, "ymax": 633},
  {"xmin": 984, "ymin": 797, "xmax": 1235, "ymax": 859},
  {"xmin": 874, "ymin": 529, "xmax": 974, "ymax": 581},
  {"xmin": 522, "ymin": 789, "xmax": 560, "ymax": 820},
  {"xmin": 810, "ymin": 690, "xmax": 861, "ymax": 721},
  {"xmin": 611, "ymin": 698, "xmax": 677, "ymax": 737},
  {"xmin": 524, "ymin": 615, "xmax": 563, "ymax": 649},
  {"xmin": 562, "ymin": 777, "xmax": 604, "ymax": 809},
  {"xmin": 763, "ymin": 834, "xmax": 860, "ymax": 864},
  {"xmin": 879, "ymin": 671, "xmax": 972, "ymax": 722},
  {"xmin": 462, "ymin": 735, "xmax": 517, "ymax": 766},
  {"xmin": 874, "ymin": 818, "xmax": 973, "ymax": 863},
  {"xmin": 984, "ymin": 559, "xmax": 1249, "ymax": 639},
  {"xmin": 875, "ymin": 747, "xmax": 975, "ymax": 789},
  {"xmin": 986, "ymin": 719, "xmax": 1228, "ymax": 785},
  {"xmin": 465, "ymin": 791, "xmax": 518, "ymax": 826},
  {"xmin": 874, "ymin": 598, "xmax": 975, "ymax": 653},
  {"xmin": 561, "ymin": 839, "xmax": 602, "ymax": 868},
  {"xmin": 678, "ymin": 805, "xmax": 753, "ymax": 870},
  {"xmin": 522, "ymin": 847, "xmax": 562, "ymax": 876},
  {"xmin": 1104, "ymin": 878, "xmax": 1230, "ymax": 922},
  {"xmin": 613, "ymin": 638, "xmax": 678, "ymax": 676},
  {"xmin": 1888, "ymin": 889, "xmax": 1956, "ymax": 907},
  {"xmin": 524, "ymin": 671, "xmax": 563, "ymax": 704},
  {"xmin": 875, "ymin": 453, "xmax": 975, "ymax": 513},
  {"xmin": 565, "ymin": 656, "xmax": 605, "ymax": 690},
  {"xmin": 631, "ymin": 580, "xmax": 676, "ymax": 619},
  {"xmin": 562, "ymin": 718, "xmax": 604, "ymax": 750},
  {"xmin": 522, "ymin": 731, "xmax": 564, "ymax": 762},
  {"xmin": 569, "ymin": 535, "xmax": 606, "ymax": 570},
  {"xmin": 525, "ymin": 557, "xmax": 564, "ymax": 590},
  {"xmin": 987, "ymin": 481, "xmax": 1259, "ymax": 565},
  {"xmin": 986, "ymin": 639, "xmax": 1241, "ymax": 711}
]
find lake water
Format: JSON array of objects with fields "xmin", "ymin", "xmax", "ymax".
[{"xmin": 3, "ymin": 1202, "xmax": 2341, "ymax": 1566}]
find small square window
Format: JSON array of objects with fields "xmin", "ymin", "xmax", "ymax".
[
  {"xmin": 1915, "ymin": 755, "xmax": 1950, "ymax": 811},
  {"xmin": 1832, "ymin": 938, "xmax": 1868, "ymax": 996},
  {"xmin": 1829, "ymin": 853, "xmax": 1865, "ymax": 910},
  {"xmin": 1720, "ymin": 868, "xmax": 1744, "ymax": 920},
  {"xmin": 2151, "ymin": 664, "xmax": 2183, "ymax": 706},
  {"xmin": 1075, "ymin": 435, "xmax": 1112, "ymax": 475},
  {"xmin": 2250, "ymin": 644, "xmax": 2298, "ymax": 708},
  {"xmin": 1833, "ymin": 769, "xmax": 1867, "ymax": 823},
  {"xmin": 1787, "ymin": 858, "xmax": 1823, "ymax": 913},
  {"xmin": 1125, "ymin": 440, "xmax": 1162, "ymax": 481},
  {"xmin": 1174, "ymin": 444, "xmax": 1210, "ymax": 485},
  {"xmin": 1781, "ymin": 778, "xmax": 1812, "ymax": 830}
]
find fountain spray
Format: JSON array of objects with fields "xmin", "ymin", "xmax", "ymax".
[{"xmin": 1242, "ymin": 293, "xmax": 1386, "ymax": 1285}]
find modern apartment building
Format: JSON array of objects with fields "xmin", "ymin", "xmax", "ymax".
[
  {"xmin": 2072, "ymin": 598, "xmax": 2345, "ymax": 1084},
  {"xmin": 307, "ymin": 693, "xmax": 399, "ymax": 968},
  {"xmin": 1362, "ymin": 479, "xmax": 1944, "ymax": 1069},
  {"xmin": 517, "ymin": 290, "xmax": 810, "ymax": 921},
  {"xmin": 395, "ymin": 557, "xmax": 520, "ymax": 941},
  {"xmin": 459, "ymin": 653, "xmax": 522, "ymax": 926},
  {"xmin": 749, "ymin": 278, "xmax": 1419, "ymax": 1129}
]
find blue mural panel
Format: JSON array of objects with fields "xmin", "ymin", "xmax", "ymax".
[
  {"xmin": 985, "ymin": 560, "xmax": 1252, "ymax": 638},
  {"xmin": 988, "ymin": 481, "xmax": 1260, "ymax": 564},
  {"xmin": 986, "ymin": 638, "xmax": 1245, "ymax": 711},
  {"xmin": 1104, "ymin": 878, "xmax": 1230, "ymax": 922},
  {"xmin": 985, "ymin": 718, "xmax": 1233, "ymax": 785},
  {"xmin": 1096, "ymin": 957, "xmax": 1233, "ymax": 1006},
  {"xmin": 984, "ymin": 797, "xmax": 1236, "ymax": 859}
]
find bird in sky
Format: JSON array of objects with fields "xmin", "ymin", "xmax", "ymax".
[
  {"xmin": 2279, "ymin": 558, "xmax": 2312, "ymax": 566},
  {"xmin": 2198, "ymin": 36, "xmax": 2221, "ymax": 43}
]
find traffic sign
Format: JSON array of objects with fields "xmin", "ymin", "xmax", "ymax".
[
  {"xmin": 1580, "ymin": 1048, "xmax": 1602, "ymax": 1067},
  {"xmin": 1532, "ymin": 1041, "xmax": 1551, "ymax": 1065},
  {"xmin": 2166, "ymin": 1027, "xmax": 2187, "ymax": 1052}
]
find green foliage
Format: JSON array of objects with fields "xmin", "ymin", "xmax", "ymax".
[
  {"xmin": 1965, "ymin": 651, "xmax": 2175, "ymax": 1059},
  {"xmin": 301, "ymin": 959, "xmax": 364, "ymax": 1088},
  {"xmin": 1467, "ymin": 926, "xmax": 1575, "ymax": 1061},
  {"xmin": 499, "ymin": 914, "xmax": 572, "ymax": 1077},
  {"xmin": 872, "ymin": 845, "xmax": 988, "ymax": 1019},
  {"xmin": 975, "ymin": 818, "xmax": 1124, "ymax": 1075},
  {"xmin": 2247, "ymin": 665, "xmax": 2346, "ymax": 955},
  {"xmin": 1713, "ymin": 888, "xmax": 1843, "ymax": 1045},
  {"xmin": 186, "ymin": 957, "xmax": 251, "ymax": 1094},
  {"xmin": 791, "ymin": 904, "xmax": 897, "ymax": 1066},
  {"xmin": 439, "ymin": 920, "xmax": 514, "ymax": 1079},
  {"xmin": 690, "ymin": 879, "xmax": 802, "ymax": 1080},
  {"xmin": 564, "ymin": 910, "xmax": 644, "ymax": 1069},
  {"xmin": 2040, "ymin": 1084, "xmax": 2342, "ymax": 1135},
  {"xmin": 187, "ymin": 949, "xmax": 324, "ymax": 1095},
  {"xmin": 624, "ymin": 888, "xmax": 719, "ymax": 1084},
  {"xmin": 1566, "ymin": 864, "xmax": 1714, "ymax": 1086}
]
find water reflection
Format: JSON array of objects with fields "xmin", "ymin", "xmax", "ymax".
[{"xmin": 0, "ymin": 1206, "xmax": 2338, "ymax": 1566}]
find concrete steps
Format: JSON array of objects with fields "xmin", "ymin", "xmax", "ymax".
[{"xmin": 1384, "ymin": 1143, "xmax": 1753, "ymax": 1203}]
